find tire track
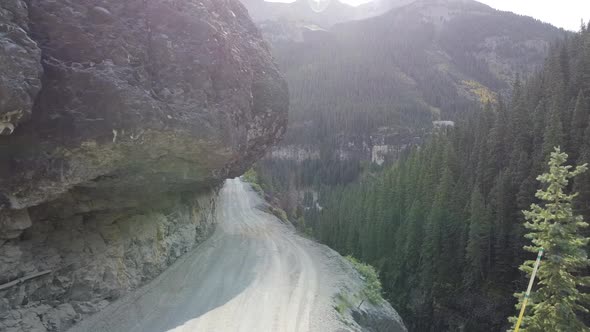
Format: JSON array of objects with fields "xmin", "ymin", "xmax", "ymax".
[{"xmin": 69, "ymin": 179, "xmax": 328, "ymax": 332}]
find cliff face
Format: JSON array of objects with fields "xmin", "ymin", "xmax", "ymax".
[
  {"xmin": 1, "ymin": 190, "xmax": 218, "ymax": 332},
  {"xmin": 0, "ymin": 0, "xmax": 288, "ymax": 331},
  {"xmin": 0, "ymin": 0, "xmax": 288, "ymax": 239}
]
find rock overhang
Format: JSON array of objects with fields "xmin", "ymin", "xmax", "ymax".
[{"xmin": 0, "ymin": 0, "xmax": 288, "ymax": 239}]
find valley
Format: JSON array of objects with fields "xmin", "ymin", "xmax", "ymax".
[
  {"xmin": 1, "ymin": 0, "xmax": 589, "ymax": 331},
  {"xmin": 242, "ymin": 0, "xmax": 590, "ymax": 330}
]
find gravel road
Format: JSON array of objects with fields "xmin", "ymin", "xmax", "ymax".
[{"xmin": 68, "ymin": 179, "xmax": 360, "ymax": 332}]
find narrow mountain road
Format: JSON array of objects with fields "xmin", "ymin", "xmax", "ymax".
[{"xmin": 69, "ymin": 179, "xmax": 370, "ymax": 332}]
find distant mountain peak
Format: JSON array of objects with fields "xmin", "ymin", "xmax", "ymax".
[{"xmin": 240, "ymin": 0, "xmax": 414, "ymax": 26}]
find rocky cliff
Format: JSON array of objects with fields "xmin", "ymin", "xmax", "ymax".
[{"xmin": 0, "ymin": 0, "xmax": 288, "ymax": 331}]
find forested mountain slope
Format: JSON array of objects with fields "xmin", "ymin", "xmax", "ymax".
[
  {"xmin": 243, "ymin": 0, "xmax": 568, "ymax": 223},
  {"xmin": 245, "ymin": 0, "xmax": 566, "ymax": 209},
  {"xmin": 303, "ymin": 26, "xmax": 590, "ymax": 331},
  {"xmin": 252, "ymin": 0, "xmax": 565, "ymax": 147}
]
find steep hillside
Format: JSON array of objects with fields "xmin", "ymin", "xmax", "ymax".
[
  {"xmin": 305, "ymin": 25, "xmax": 590, "ymax": 331},
  {"xmin": 68, "ymin": 179, "xmax": 407, "ymax": 332},
  {"xmin": 0, "ymin": 0, "xmax": 287, "ymax": 331},
  {"xmin": 260, "ymin": 0, "xmax": 564, "ymax": 153},
  {"xmin": 246, "ymin": 0, "xmax": 566, "ymax": 213}
]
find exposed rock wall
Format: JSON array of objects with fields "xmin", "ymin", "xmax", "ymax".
[
  {"xmin": 0, "ymin": 0, "xmax": 288, "ymax": 240},
  {"xmin": 0, "ymin": 0, "xmax": 288, "ymax": 331},
  {"xmin": 0, "ymin": 189, "xmax": 218, "ymax": 332}
]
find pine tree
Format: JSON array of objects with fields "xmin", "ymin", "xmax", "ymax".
[
  {"xmin": 404, "ymin": 199, "xmax": 424, "ymax": 275},
  {"xmin": 570, "ymin": 91, "xmax": 588, "ymax": 155},
  {"xmin": 490, "ymin": 171, "xmax": 515, "ymax": 282},
  {"xmin": 509, "ymin": 148, "xmax": 590, "ymax": 332},
  {"xmin": 464, "ymin": 187, "xmax": 491, "ymax": 286},
  {"xmin": 574, "ymin": 120, "xmax": 590, "ymax": 216},
  {"xmin": 420, "ymin": 166, "xmax": 453, "ymax": 291},
  {"xmin": 509, "ymin": 75, "xmax": 533, "ymax": 154},
  {"xmin": 543, "ymin": 108, "xmax": 565, "ymax": 159},
  {"xmin": 485, "ymin": 100, "xmax": 508, "ymax": 184}
]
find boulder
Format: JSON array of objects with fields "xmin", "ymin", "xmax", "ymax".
[{"xmin": 0, "ymin": 0, "xmax": 288, "ymax": 239}]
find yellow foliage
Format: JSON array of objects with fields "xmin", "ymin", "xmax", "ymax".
[{"xmin": 461, "ymin": 80, "xmax": 497, "ymax": 104}]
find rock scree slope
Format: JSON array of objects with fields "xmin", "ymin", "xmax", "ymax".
[
  {"xmin": 0, "ymin": 0, "xmax": 287, "ymax": 331},
  {"xmin": 68, "ymin": 179, "xmax": 407, "ymax": 332}
]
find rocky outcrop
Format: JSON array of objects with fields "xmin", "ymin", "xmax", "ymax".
[
  {"xmin": 326, "ymin": 247, "xmax": 407, "ymax": 332},
  {"xmin": 0, "ymin": 0, "xmax": 288, "ymax": 240},
  {"xmin": 0, "ymin": 190, "xmax": 218, "ymax": 332},
  {"xmin": 0, "ymin": 0, "xmax": 287, "ymax": 331},
  {"xmin": 352, "ymin": 305, "xmax": 407, "ymax": 332}
]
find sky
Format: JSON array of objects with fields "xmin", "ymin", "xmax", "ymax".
[
  {"xmin": 266, "ymin": 0, "xmax": 590, "ymax": 31},
  {"xmin": 476, "ymin": 0, "xmax": 590, "ymax": 31}
]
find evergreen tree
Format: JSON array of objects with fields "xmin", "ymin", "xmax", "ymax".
[
  {"xmin": 420, "ymin": 165, "xmax": 454, "ymax": 289},
  {"xmin": 490, "ymin": 171, "xmax": 514, "ymax": 282},
  {"xmin": 571, "ymin": 91, "xmax": 588, "ymax": 159},
  {"xmin": 464, "ymin": 187, "xmax": 491, "ymax": 286},
  {"xmin": 510, "ymin": 148, "xmax": 589, "ymax": 332},
  {"xmin": 574, "ymin": 120, "xmax": 590, "ymax": 216},
  {"xmin": 404, "ymin": 199, "xmax": 424, "ymax": 275},
  {"xmin": 543, "ymin": 108, "xmax": 565, "ymax": 159}
]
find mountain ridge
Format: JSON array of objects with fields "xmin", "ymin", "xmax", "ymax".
[
  {"xmin": 246, "ymin": 0, "xmax": 569, "ymax": 259},
  {"xmin": 241, "ymin": 0, "xmax": 414, "ymax": 27},
  {"xmin": 246, "ymin": 0, "xmax": 566, "ymax": 159}
]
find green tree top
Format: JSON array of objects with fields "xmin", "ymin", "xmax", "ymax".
[
  {"xmin": 345, "ymin": 255, "xmax": 383, "ymax": 308},
  {"xmin": 509, "ymin": 147, "xmax": 589, "ymax": 332}
]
